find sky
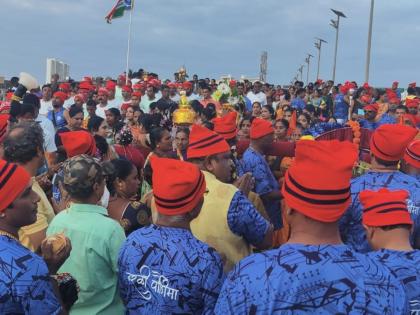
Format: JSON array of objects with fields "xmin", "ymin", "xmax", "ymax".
[{"xmin": 1, "ymin": 0, "xmax": 419, "ymax": 86}]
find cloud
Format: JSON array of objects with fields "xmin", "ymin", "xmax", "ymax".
[{"xmin": 0, "ymin": 0, "xmax": 419, "ymax": 86}]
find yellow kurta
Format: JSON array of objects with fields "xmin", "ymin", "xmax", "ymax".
[
  {"xmin": 190, "ymin": 171, "xmax": 251, "ymax": 272},
  {"xmin": 19, "ymin": 180, "xmax": 55, "ymax": 251}
]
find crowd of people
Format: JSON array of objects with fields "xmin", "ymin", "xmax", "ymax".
[{"xmin": 0, "ymin": 70, "xmax": 419, "ymax": 314}]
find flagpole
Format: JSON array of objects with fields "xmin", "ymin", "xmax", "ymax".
[{"xmin": 125, "ymin": 0, "xmax": 134, "ymax": 85}]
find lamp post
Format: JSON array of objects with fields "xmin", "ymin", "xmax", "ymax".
[
  {"xmin": 314, "ymin": 38, "xmax": 327, "ymax": 80},
  {"xmin": 365, "ymin": 0, "xmax": 374, "ymax": 83},
  {"xmin": 330, "ymin": 9, "xmax": 346, "ymax": 83},
  {"xmin": 298, "ymin": 65, "xmax": 304, "ymax": 81},
  {"xmin": 305, "ymin": 53, "xmax": 314, "ymax": 85}
]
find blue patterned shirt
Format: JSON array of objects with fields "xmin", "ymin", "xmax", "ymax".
[
  {"xmin": 239, "ymin": 148, "xmax": 281, "ymax": 229},
  {"xmin": 359, "ymin": 114, "xmax": 396, "ymax": 130},
  {"xmin": 118, "ymin": 225, "xmax": 224, "ymax": 314},
  {"xmin": 340, "ymin": 171, "xmax": 420, "ymax": 252},
  {"xmin": 334, "ymin": 93, "xmax": 348, "ymax": 120},
  {"xmin": 369, "ymin": 249, "xmax": 420, "ymax": 313},
  {"xmin": 215, "ymin": 244, "xmax": 407, "ymax": 314},
  {"xmin": 291, "ymin": 97, "xmax": 306, "ymax": 111},
  {"xmin": 227, "ymin": 191, "xmax": 270, "ymax": 245},
  {"xmin": 0, "ymin": 236, "xmax": 61, "ymax": 314}
]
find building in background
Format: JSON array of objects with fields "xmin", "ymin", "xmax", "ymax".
[{"xmin": 46, "ymin": 58, "xmax": 70, "ymax": 83}]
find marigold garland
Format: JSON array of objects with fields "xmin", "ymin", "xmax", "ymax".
[{"xmin": 347, "ymin": 120, "xmax": 361, "ymax": 151}]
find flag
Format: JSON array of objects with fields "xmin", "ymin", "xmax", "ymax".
[{"xmin": 105, "ymin": 0, "xmax": 133, "ymax": 23}]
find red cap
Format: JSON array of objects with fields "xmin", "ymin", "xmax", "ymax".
[
  {"xmin": 282, "ymin": 140, "xmax": 357, "ymax": 222},
  {"xmin": 187, "ymin": 124, "xmax": 230, "ymax": 159},
  {"xmin": 83, "ymin": 76, "xmax": 93, "ymax": 82},
  {"xmin": 60, "ymin": 131, "xmax": 97, "ymax": 158},
  {"xmin": 362, "ymin": 82, "xmax": 370, "ymax": 89},
  {"xmin": 409, "ymin": 82, "xmax": 416, "ymax": 88},
  {"xmin": 105, "ymin": 80, "xmax": 116, "ymax": 90},
  {"xmin": 148, "ymin": 79, "xmax": 161, "ymax": 88},
  {"xmin": 340, "ymin": 81, "xmax": 356, "ymax": 94},
  {"xmin": 250, "ymin": 118, "xmax": 274, "ymax": 139},
  {"xmin": 404, "ymin": 140, "xmax": 420, "ymax": 168},
  {"xmin": 132, "ymin": 91, "xmax": 142, "ymax": 98},
  {"xmin": 388, "ymin": 97, "xmax": 401, "ymax": 105},
  {"xmin": 229, "ymin": 80, "xmax": 237, "ymax": 87},
  {"xmin": 53, "ymin": 91, "xmax": 67, "ymax": 103},
  {"xmin": 0, "ymin": 114, "xmax": 9, "ymax": 142},
  {"xmin": 364, "ymin": 103, "xmax": 379, "ymax": 112},
  {"xmin": 392, "ymin": 81, "xmax": 399, "ymax": 86},
  {"xmin": 361, "ymin": 188, "xmax": 412, "ymax": 227},
  {"xmin": 0, "ymin": 160, "xmax": 31, "ymax": 212},
  {"xmin": 182, "ymin": 81, "xmax": 193, "ymax": 89},
  {"xmin": 59, "ymin": 83, "xmax": 71, "ymax": 91},
  {"xmin": 79, "ymin": 81, "xmax": 95, "ymax": 91},
  {"xmin": 151, "ymin": 156, "xmax": 206, "ymax": 215},
  {"xmin": 98, "ymin": 88, "xmax": 109, "ymax": 97},
  {"xmin": 212, "ymin": 111, "xmax": 238, "ymax": 140},
  {"xmin": 122, "ymin": 85, "xmax": 132, "ymax": 93},
  {"xmin": 370, "ymin": 124, "xmax": 417, "ymax": 162},
  {"xmin": 132, "ymin": 83, "xmax": 142, "ymax": 90},
  {"xmin": 405, "ymin": 98, "xmax": 420, "ymax": 108},
  {"xmin": 121, "ymin": 103, "xmax": 131, "ymax": 111}
]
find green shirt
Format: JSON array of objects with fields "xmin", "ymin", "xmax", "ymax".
[{"xmin": 47, "ymin": 203, "xmax": 126, "ymax": 315}]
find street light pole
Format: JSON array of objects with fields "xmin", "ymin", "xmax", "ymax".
[
  {"xmin": 365, "ymin": 0, "xmax": 374, "ymax": 83},
  {"xmin": 314, "ymin": 38, "xmax": 327, "ymax": 80},
  {"xmin": 330, "ymin": 9, "xmax": 346, "ymax": 83},
  {"xmin": 299, "ymin": 65, "xmax": 304, "ymax": 81},
  {"xmin": 305, "ymin": 54, "xmax": 314, "ymax": 85}
]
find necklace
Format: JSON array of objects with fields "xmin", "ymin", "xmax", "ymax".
[{"xmin": 0, "ymin": 230, "xmax": 19, "ymax": 242}]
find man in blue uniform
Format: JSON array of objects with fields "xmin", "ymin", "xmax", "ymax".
[
  {"xmin": 290, "ymin": 88, "xmax": 306, "ymax": 111},
  {"xmin": 239, "ymin": 118, "xmax": 282, "ymax": 229},
  {"xmin": 333, "ymin": 82, "xmax": 354, "ymax": 124},
  {"xmin": 401, "ymin": 139, "xmax": 420, "ymax": 181},
  {"xmin": 0, "ymin": 159, "xmax": 71, "ymax": 314},
  {"xmin": 361, "ymin": 188, "xmax": 420, "ymax": 313},
  {"xmin": 359, "ymin": 103, "xmax": 396, "ymax": 130},
  {"xmin": 215, "ymin": 140, "xmax": 407, "ymax": 314},
  {"xmin": 118, "ymin": 157, "xmax": 224, "ymax": 314},
  {"xmin": 340, "ymin": 124, "xmax": 419, "ymax": 252}
]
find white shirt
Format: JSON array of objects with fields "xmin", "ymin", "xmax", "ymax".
[
  {"xmin": 35, "ymin": 115, "xmax": 57, "ymax": 153},
  {"xmin": 107, "ymin": 98, "xmax": 119, "ymax": 109},
  {"xmin": 96, "ymin": 103, "xmax": 113, "ymax": 118},
  {"xmin": 247, "ymin": 91, "xmax": 267, "ymax": 106},
  {"xmin": 170, "ymin": 94, "xmax": 180, "ymax": 103},
  {"xmin": 187, "ymin": 93, "xmax": 200, "ymax": 102},
  {"xmin": 63, "ymin": 97, "xmax": 74, "ymax": 110},
  {"xmin": 39, "ymin": 99, "xmax": 52, "ymax": 116},
  {"xmin": 140, "ymin": 97, "xmax": 157, "ymax": 113},
  {"xmin": 114, "ymin": 86, "xmax": 124, "ymax": 103}
]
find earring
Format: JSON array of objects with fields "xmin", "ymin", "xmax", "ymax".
[{"xmin": 0, "ymin": 213, "xmax": 5, "ymax": 218}]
